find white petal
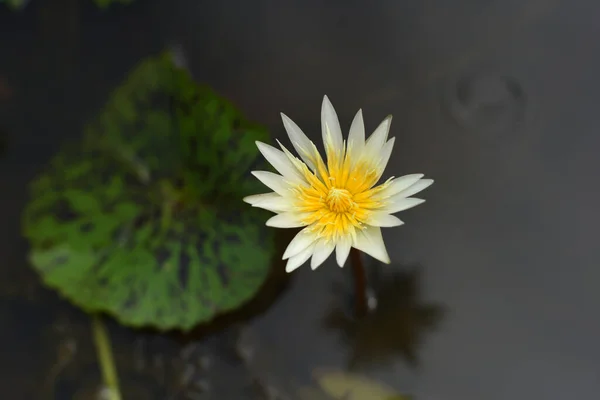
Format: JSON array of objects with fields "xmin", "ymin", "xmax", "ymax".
[
  {"xmin": 365, "ymin": 115, "xmax": 392, "ymax": 157},
  {"xmin": 310, "ymin": 239, "xmax": 336, "ymax": 270},
  {"xmin": 366, "ymin": 212, "xmax": 404, "ymax": 227},
  {"xmin": 286, "ymin": 242, "xmax": 316, "ymax": 273},
  {"xmin": 243, "ymin": 193, "xmax": 276, "ymax": 206},
  {"xmin": 384, "ymin": 197, "xmax": 425, "ymax": 214},
  {"xmin": 276, "ymin": 140, "xmax": 315, "ymax": 179},
  {"xmin": 256, "ymin": 141, "xmax": 305, "ymax": 184},
  {"xmin": 321, "ymin": 95, "xmax": 343, "ymax": 161},
  {"xmin": 395, "ymin": 178, "xmax": 434, "ymax": 198},
  {"xmin": 251, "ymin": 195, "xmax": 293, "ymax": 213},
  {"xmin": 282, "ymin": 229, "xmax": 318, "ymax": 259},
  {"xmin": 375, "ymin": 137, "xmax": 395, "ymax": 178},
  {"xmin": 347, "ymin": 109, "xmax": 365, "ymax": 160},
  {"xmin": 251, "ymin": 171, "xmax": 292, "ymax": 196},
  {"xmin": 280, "ymin": 113, "xmax": 317, "ymax": 171},
  {"xmin": 378, "ymin": 174, "xmax": 424, "ymax": 198},
  {"xmin": 266, "ymin": 212, "xmax": 307, "ymax": 228},
  {"xmin": 353, "ymin": 226, "xmax": 390, "ymax": 264},
  {"xmin": 335, "ymin": 235, "xmax": 352, "ymax": 267}
]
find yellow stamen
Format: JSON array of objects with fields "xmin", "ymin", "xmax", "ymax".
[
  {"xmin": 325, "ymin": 188, "xmax": 354, "ymax": 213},
  {"xmin": 296, "ymin": 145, "xmax": 388, "ymax": 242}
]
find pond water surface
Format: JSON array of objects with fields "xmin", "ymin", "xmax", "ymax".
[{"xmin": 2, "ymin": 0, "xmax": 600, "ymax": 399}]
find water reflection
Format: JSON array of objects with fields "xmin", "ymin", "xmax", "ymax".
[{"xmin": 324, "ymin": 263, "xmax": 445, "ymax": 369}]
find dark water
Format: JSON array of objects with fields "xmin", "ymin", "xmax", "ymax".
[{"xmin": 2, "ymin": 0, "xmax": 600, "ymax": 399}]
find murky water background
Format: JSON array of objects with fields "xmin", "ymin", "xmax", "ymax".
[{"xmin": 2, "ymin": 0, "xmax": 600, "ymax": 399}]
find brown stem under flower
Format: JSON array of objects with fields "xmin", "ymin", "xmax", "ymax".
[{"xmin": 350, "ymin": 248, "xmax": 368, "ymax": 318}]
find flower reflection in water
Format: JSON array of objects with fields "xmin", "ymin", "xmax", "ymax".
[{"xmin": 324, "ymin": 263, "xmax": 445, "ymax": 369}]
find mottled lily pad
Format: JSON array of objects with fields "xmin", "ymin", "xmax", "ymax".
[{"xmin": 22, "ymin": 52, "xmax": 274, "ymax": 331}]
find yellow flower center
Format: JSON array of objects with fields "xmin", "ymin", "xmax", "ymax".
[
  {"xmin": 293, "ymin": 150, "xmax": 391, "ymax": 242},
  {"xmin": 325, "ymin": 187, "xmax": 354, "ymax": 213}
]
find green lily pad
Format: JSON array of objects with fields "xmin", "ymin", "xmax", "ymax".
[{"xmin": 22, "ymin": 52, "xmax": 275, "ymax": 331}]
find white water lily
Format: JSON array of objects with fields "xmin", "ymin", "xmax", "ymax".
[{"xmin": 243, "ymin": 96, "xmax": 433, "ymax": 273}]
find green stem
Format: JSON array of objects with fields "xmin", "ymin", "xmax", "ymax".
[{"xmin": 91, "ymin": 315, "xmax": 122, "ymax": 400}]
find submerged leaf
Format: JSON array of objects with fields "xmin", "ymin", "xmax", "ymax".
[
  {"xmin": 1, "ymin": 0, "xmax": 133, "ymax": 10},
  {"xmin": 0, "ymin": 0, "xmax": 29, "ymax": 10},
  {"xmin": 22, "ymin": 52, "xmax": 275, "ymax": 331},
  {"xmin": 93, "ymin": 0, "xmax": 135, "ymax": 8},
  {"xmin": 313, "ymin": 369, "xmax": 409, "ymax": 400}
]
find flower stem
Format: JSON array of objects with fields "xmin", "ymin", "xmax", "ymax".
[
  {"xmin": 91, "ymin": 315, "xmax": 122, "ymax": 400},
  {"xmin": 350, "ymin": 248, "xmax": 368, "ymax": 318}
]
